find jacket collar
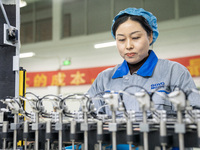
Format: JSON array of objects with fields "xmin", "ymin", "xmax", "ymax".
[{"xmin": 112, "ymin": 50, "xmax": 158, "ymax": 79}]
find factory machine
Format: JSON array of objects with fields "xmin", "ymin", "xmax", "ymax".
[
  {"xmin": 0, "ymin": 88, "xmax": 199, "ymax": 150},
  {"xmin": 1, "ymin": 1, "xmax": 200, "ymax": 150}
]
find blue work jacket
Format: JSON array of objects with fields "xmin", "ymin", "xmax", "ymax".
[{"xmin": 87, "ymin": 50, "xmax": 200, "ymax": 116}]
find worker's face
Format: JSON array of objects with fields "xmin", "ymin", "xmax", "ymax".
[{"xmin": 116, "ymin": 19, "xmax": 153, "ymax": 64}]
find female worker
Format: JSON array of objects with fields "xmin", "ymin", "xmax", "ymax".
[{"xmin": 87, "ymin": 8, "xmax": 200, "ymax": 116}]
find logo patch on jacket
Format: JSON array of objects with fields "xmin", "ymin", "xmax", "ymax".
[{"xmin": 151, "ymin": 82, "xmax": 165, "ymax": 89}]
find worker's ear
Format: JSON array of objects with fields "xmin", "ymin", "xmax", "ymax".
[{"xmin": 149, "ymin": 33, "xmax": 153, "ymax": 45}]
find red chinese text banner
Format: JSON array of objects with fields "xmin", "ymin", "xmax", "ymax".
[
  {"xmin": 169, "ymin": 55, "xmax": 200, "ymax": 77},
  {"xmin": 26, "ymin": 55, "xmax": 200, "ymax": 87},
  {"xmin": 26, "ymin": 66, "xmax": 114, "ymax": 87}
]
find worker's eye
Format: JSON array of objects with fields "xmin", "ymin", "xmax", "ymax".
[
  {"xmin": 132, "ymin": 37, "xmax": 140, "ymax": 40},
  {"xmin": 118, "ymin": 39, "xmax": 125, "ymax": 41}
]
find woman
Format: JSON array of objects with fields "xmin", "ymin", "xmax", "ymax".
[{"xmin": 87, "ymin": 8, "xmax": 200, "ymax": 116}]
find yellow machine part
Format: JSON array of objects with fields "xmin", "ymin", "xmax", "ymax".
[
  {"xmin": 18, "ymin": 67, "xmax": 26, "ymax": 147},
  {"xmin": 19, "ymin": 67, "xmax": 26, "ymax": 107}
]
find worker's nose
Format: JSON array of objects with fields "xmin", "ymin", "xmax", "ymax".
[{"xmin": 126, "ymin": 39, "xmax": 133, "ymax": 50}]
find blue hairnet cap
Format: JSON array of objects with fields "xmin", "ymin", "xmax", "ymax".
[{"xmin": 111, "ymin": 8, "xmax": 159, "ymax": 45}]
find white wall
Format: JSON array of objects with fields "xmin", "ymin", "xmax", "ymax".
[
  {"xmin": 154, "ymin": 15, "xmax": 200, "ymax": 58},
  {"xmin": 21, "ymin": 15, "xmax": 200, "ymax": 70}
]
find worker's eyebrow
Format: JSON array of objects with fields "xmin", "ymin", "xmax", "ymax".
[
  {"xmin": 130, "ymin": 31, "xmax": 141, "ymax": 36},
  {"xmin": 116, "ymin": 31, "xmax": 141, "ymax": 37}
]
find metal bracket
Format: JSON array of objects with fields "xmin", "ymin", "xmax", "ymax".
[
  {"xmin": 81, "ymin": 123, "xmax": 89, "ymax": 131},
  {"xmin": 0, "ymin": 112, "xmax": 4, "ymax": 123},
  {"xmin": 4, "ymin": 24, "xmax": 18, "ymax": 46},
  {"xmin": 109, "ymin": 123, "xmax": 117, "ymax": 132},
  {"xmin": 175, "ymin": 123, "xmax": 185, "ymax": 133},
  {"xmin": 10, "ymin": 123, "xmax": 22, "ymax": 130},
  {"xmin": 13, "ymin": 56, "xmax": 19, "ymax": 71},
  {"xmin": 140, "ymin": 123, "xmax": 150, "ymax": 132},
  {"xmin": 32, "ymin": 123, "xmax": 46, "ymax": 130}
]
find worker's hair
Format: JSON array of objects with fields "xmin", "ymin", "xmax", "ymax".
[{"xmin": 112, "ymin": 14, "xmax": 153, "ymax": 38}]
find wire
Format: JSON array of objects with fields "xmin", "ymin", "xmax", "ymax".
[
  {"xmin": 121, "ymin": 86, "xmax": 150, "ymax": 116},
  {"xmin": 60, "ymin": 93, "xmax": 97, "ymax": 118},
  {"xmin": 185, "ymin": 88, "xmax": 200, "ymax": 99},
  {"xmin": 96, "ymin": 105, "xmax": 108, "ymax": 116},
  {"xmin": 24, "ymin": 92, "xmax": 40, "ymax": 100},
  {"xmin": 93, "ymin": 91, "xmax": 111, "ymax": 98},
  {"xmin": 92, "ymin": 90, "xmax": 132, "ymax": 119},
  {"xmin": 151, "ymin": 85, "xmax": 182, "ymax": 95},
  {"xmin": 39, "ymin": 94, "xmax": 63, "ymax": 116},
  {"xmin": 150, "ymin": 85, "xmax": 183, "ymax": 100},
  {"xmin": 41, "ymin": 113, "xmax": 51, "ymax": 118},
  {"xmin": 59, "ymin": 94, "xmax": 76, "ymax": 109},
  {"xmin": 23, "ymin": 93, "xmax": 47, "ymax": 116},
  {"xmin": 0, "ymin": 0, "xmax": 12, "ymax": 33},
  {"xmin": 123, "ymin": 85, "xmax": 149, "ymax": 94},
  {"xmin": 64, "ymin": 113, "xmax": 74, "ymax": 118},
  {"xmin": 118, "ymin": 92, "xmax": 128, "ymax": 118},
  {"xmin": 24, "ymin": 111, "xmax": 31, "ymax": 118},
  {"xmin": 40, "ymin": 94, "xmax": 62, "ymax": 101},
  {"xmin": 14, "ymin": 98, "xmax": 22, "ymax": 108}
]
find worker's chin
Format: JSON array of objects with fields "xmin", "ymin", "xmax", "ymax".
[{"xmin": 126, "ymin": 59, "xmax": 139, "ymax": 65}]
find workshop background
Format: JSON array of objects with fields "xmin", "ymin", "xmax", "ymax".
[{"xmin": 19, "ymin": 0, "xmax": 200, "ymax": 111}]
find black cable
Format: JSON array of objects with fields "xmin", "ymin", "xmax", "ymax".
[
  {"xmin": 35, "ymin": 100, "xmax": 42, "ymax": 113},
  {"xmin": 13, "ymin": 98, "xmax": 23, "ymax": 109},
  {"xmin": 23, "ymin": 93, "xmax": 43, "ymax": 113},
  {"xmin": 150, "ymin": 85, "xmax": 183, "ymax": 100},
  {"xmin": 121, "ymin": 85, "xmax": 150, "ymax": 117},
  {"xmin": 39, "ymin": 94, "xmax": 63, "ymax": 116},
  {"xmin": 123, "ymin": 85, "xmax": 149, "ymax": 94},
  {"xmin": 93, "ymin": 91, "xmax": 111, "ymax": 98},
  {"xmin": 119, "ymin": 92, "xmax": 128, "ymax": 117},
  {"xmin": 185, "ymin": 88, "xmax": 200, "ymax": 109},
  {"xmin": 59, "ymin": 94, "xmax": 76, "ymax": 110},
  {"xmin": 24, "ymin": 92, "xmax": 40, "ymax": 100},
  {"xmin": 40, "ymin": 94, "xmax": 62, "ymax": 101},
  {"xmin": 150, "ymin": 85, "xmax": 183, "ymax": 95},
  {"xmin": 64, "ymin": 113, "xmax": 74, "ymax": 118},
  {"xmin": 64, "ymin": 93, "xmax": 97, "ymax": 119},
  {"xmin": 41, "ymin": 114, "xmax": 51, "ymax": 118},
  {"xmin": 185, "ymin": 88, "xmax": 200, "ymax": 100},
  {"xmin": 24, "ymin": 111, "xmax": 31, "ymax": 118},
  {"xmin": 86, "ymin": 96, "xmax": 95, "ymax": 113}
]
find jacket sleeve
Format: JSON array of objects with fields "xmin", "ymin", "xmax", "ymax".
[
  {"xmin": 170, "ymin": 63, "xmax": 200, "ymax": 108},
  {"xmin": 87, "ymin": 72, "xmax": 106, "ymax": 114}
]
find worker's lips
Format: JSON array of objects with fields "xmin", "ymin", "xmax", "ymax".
[{"xmin": 126, "ymin": 53, "xmax": 136, "ymax": 57}]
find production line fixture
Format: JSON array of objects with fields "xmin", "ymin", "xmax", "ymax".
[{"xmin": 0, "ymin": 87, "xmax": 200, "ymax": 150}]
